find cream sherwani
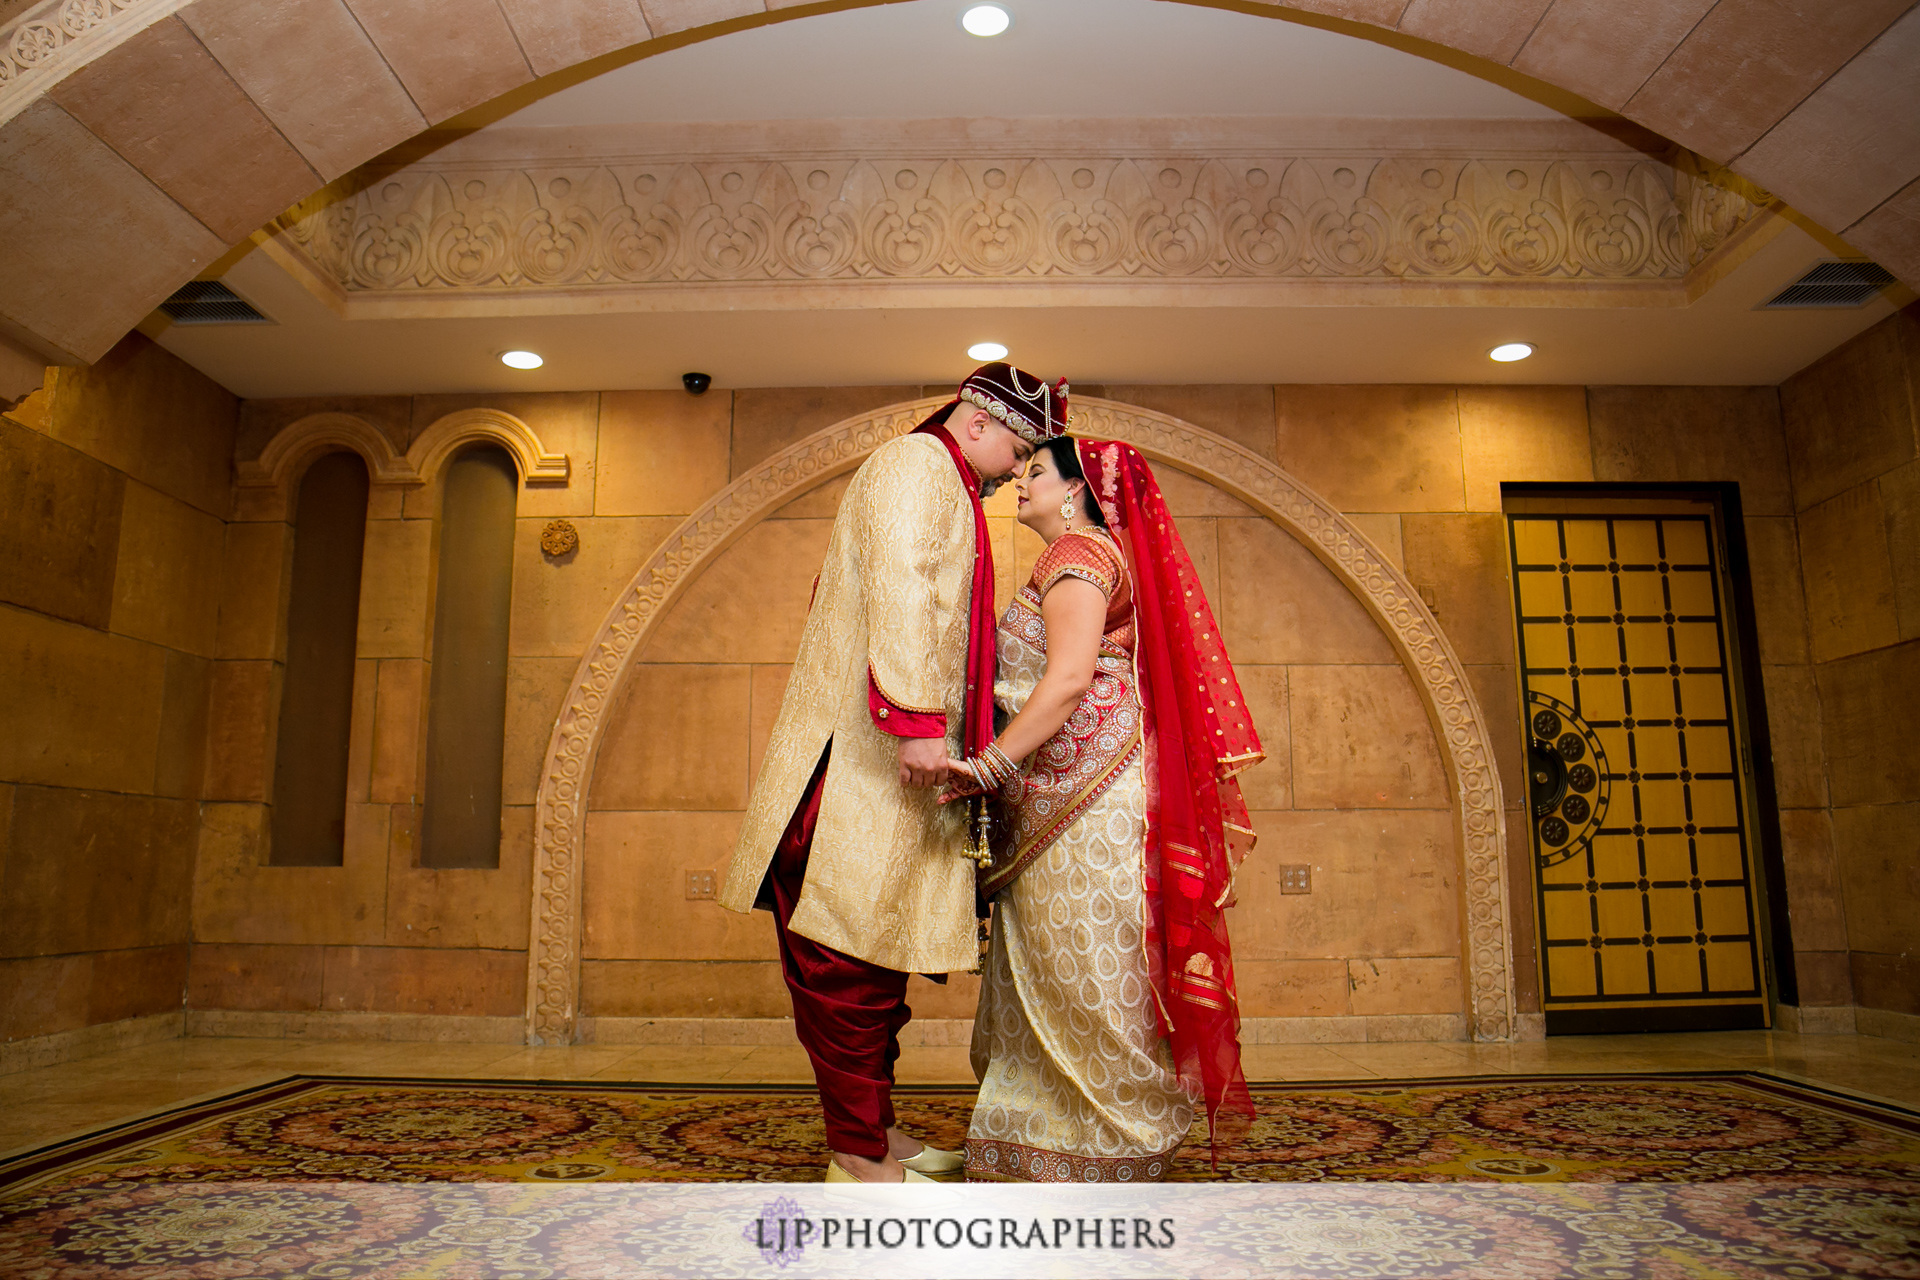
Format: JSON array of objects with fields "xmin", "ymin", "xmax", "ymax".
[{"xmin": 718, "ymin": 432, "xmax": 980, "ymax": 974}]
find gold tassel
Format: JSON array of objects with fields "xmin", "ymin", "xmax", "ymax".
[{"xmin": 968, "ymin": 796, "xmax": 994, "ymax": 868}]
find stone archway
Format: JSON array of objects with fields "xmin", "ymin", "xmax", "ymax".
[
  {"xmin": 233, "ymin": 406, "xmax": 572, "ymax": 517},
  {"xmin": 526, "ymin": 396, "xmax": 1515, "ymax": 1046},
  {"xmin": 0, "ymin": 0, "xmax": 1914, "ymax": 382}
]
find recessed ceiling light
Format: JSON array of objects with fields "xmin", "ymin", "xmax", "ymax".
[
  {"xmin": 967, "ymin": 341, "xmax": 1009, "ymax": 361},
  {"xmin": 961, "ymin": 4, "xmax": 1010, "ymax": 36},
  {"xmin": 1488, "ymin": 342, "xmax": 1534, "ymax": 363},
  {"xmin": 500, "ymin": 350, "xmax": 543, "ymax": 369}
]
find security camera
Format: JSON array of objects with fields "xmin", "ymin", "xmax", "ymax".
[{"xmin": 682, "ymin": 372, "xmax": 712, "ymax": 395}]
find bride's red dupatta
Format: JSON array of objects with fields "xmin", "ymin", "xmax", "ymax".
[{"xmin": 1077, "ymin": 439, "xmax": 1261, "ymax": 1162}]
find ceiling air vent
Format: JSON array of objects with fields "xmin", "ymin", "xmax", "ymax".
[
  {"xmin": 158, "ymin": 281, "xmax": 272, "ymax": 325},
  {"xmin": 1760, "ymin": 260, "xmax": 1896, "ymax": 310}
]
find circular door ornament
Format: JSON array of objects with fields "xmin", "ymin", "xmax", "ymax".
[{"xmin": 1525, "ymin": 692, "xmax": 1609, "ymax": 868}]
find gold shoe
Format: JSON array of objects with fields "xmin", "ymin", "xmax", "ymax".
[
  {"xmin": 825, "ymin": 1159, "xmax": 936, "ymax": 1184},
  {"xmin": 898, "ymin": 1143, "xmax": 965, "ymax": 1176}
]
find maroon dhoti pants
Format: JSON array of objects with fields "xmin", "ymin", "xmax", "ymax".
[{"xmin": 768, "ymin": 749, "xmax": 911, "ymax": 1161}]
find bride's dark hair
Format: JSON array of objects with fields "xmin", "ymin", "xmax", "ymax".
[{"xmin": 1038, "ymin": 436, "xmax": 1106, "ymax": 527}]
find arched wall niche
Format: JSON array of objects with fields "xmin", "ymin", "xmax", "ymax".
[
  {"xmin": 529, "ymin": 396, "xmax": 1515, "ymax": 1046},
  {"xmin": 0, "ymin": 0, "xmax": 1913, "ymax": 372},
  {"xmin": 235, "ymin": 408, "xmax": 570, "ymax": 519}
]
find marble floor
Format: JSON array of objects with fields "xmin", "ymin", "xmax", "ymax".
[{"xmin": 2, "ymin": 1029, "xmax": 1916, "ymax": 1161}]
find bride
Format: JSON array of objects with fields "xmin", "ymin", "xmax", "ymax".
[{"xmin": 946, "ymin": 435, "xmax": 1262, "ymax": 1181}]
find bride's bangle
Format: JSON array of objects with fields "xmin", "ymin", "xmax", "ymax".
[{"xmin": 964, "ymin": 741, "xmax": 1020, "ymax": 791}]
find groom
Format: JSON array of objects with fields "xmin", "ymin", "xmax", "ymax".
[{"xmin": 717, "ymin": 363, "xmax": 1068, "ymax": 1182}]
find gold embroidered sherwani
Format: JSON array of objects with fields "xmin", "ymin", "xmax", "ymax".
[{"xmin": 718, "ymin": 432, "xmax": 981, "ymax": 974}]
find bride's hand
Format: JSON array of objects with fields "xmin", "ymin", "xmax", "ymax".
[{"xmin": 938, "ymin": 757, "xmax": 985, "ymax": 804}]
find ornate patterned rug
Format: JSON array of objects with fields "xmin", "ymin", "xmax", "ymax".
[{"xmin": 1, "ymin": 1072, "xmax": 1915, "ymax": 1277}]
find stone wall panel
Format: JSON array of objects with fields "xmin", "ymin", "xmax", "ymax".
[
  {"xmin": 1743, "ymin": 515, "xmax": 1810, "ymax": 666},
  {"xmin": 595, "ymin": 390, "xmax": 733, "ymax": 517},
  {"xmin": 1400, "ymin": 513, "xmax": 1516, "ymax": 666},
  {"xmin": 353, "ymin": 518, "xmax": 432, "ymax": 658},
  {"xmin": 320, "ymin": 944, "xmax": 526, "ymax": 1016},
  {"xmin": 384, "ymin": 807, "xmax": 533, "ymax": 950},
  {"xmin": 1457, "ymin": 386, "xmax": 1593, "ymax": 513},
  {"xmin": 1233, "ymin": 665, "xmax": 1292, "ymax": 811},
  {"xmin": 1817, "ymin": 640, "xmax": 1920, "ymax": 809},
  {"xmin": 1621, "ymin": 0, "xmax": 1913, "ymax": 164},
  {"xmin": 154, "ymin": 650, "xmax": 212, "ymax": 801},
  {"xmin": 338, "ymin": 0, "xmax": 535, "ymax": 125},
  {"xmin": 1780, "ymin": 317, "xmax": 1915, "ymax": 512},
  {"xmin": 1797, "ymin": 481, "xmax": 1900, "ymax": 664},
  {"xmin": 368, "ymin": 658, "xmax": 425, "ymax": 805},
  {"xmin": 0, "ymin": 107, "xmax": 224, "ymax": 365},
  {"xmin": 0, "ymin": 787, "xmax": 195, "ymax": 957},
  {"xmin": 202, "ymin": 659, "xmax": 280, "ymax": 802},
  {"xmin": 1829, "ymin": 801, "xmax": 1920, "ymax": 958},
  {"xmin": 188, "ymin": 941, "xmax": 326, "ymax": 1011},
  {"xmin": 583, "ymin": 810, "xmax": 772, "ymax": 960},
  {"xmin": 1511, "ymin": 0, "xmax": 1716, "ymax": 112},
  {"xmin": 1345, "ymin": 955, "xmax": 1464, "ymax": 1016},
  {"xmin": 0, "ymin": 418, "xmax": 123, "ymax": 629},
  {"xmin": 509, "ymin": 516, "xmax": 680, "ymax": 657},
  {"xmin": 1287, "ymin": 664, "xmax": 1450, "ymax": 810},
  {"xmin": 1589, "ymin": 385, "xmax": 1793, "ymax": 516},
  {"xmin": 1274, "ymin": 386, "xmax": 1464, "ymax": 513},
  {"xmin": 1873, "ymin": 458, "xmax": 1920, "ymax": 643},
  {"xmin": 1218, "ymin": 517, "xmax": 1397, "ymax": 665},
  {"xmin": 0, "ymin": 952, "xmax": 89, "ymax": 1040},
  {"xmin": 730, "ymin": 387, "xmax": 919, "ymax": 478},
  {"xmin": 497, "ymin": 0, "xmax": 654, "ymax": 78},
  {"xmin": 590, "ymin": 664, "xmax": 751, "ymax": 811},
  {"xmin": 0, "ymin": 606, "xmax": 166, "ymax": 793},
  {"xmin": 193, "ymin": 801, "xmax": 388, "ymax": 945},
  {"xmin": 1776, "ymin": 806, "xmax": 1847, "ymax": 954},
  {"xmin": 109, "ymin": 480, "xmax": 225, "ymax": 657},
  {"xmin": 1849, "ymin": 951, "xmax": 1920, "ymax": 1016},
  {"xmin": 581, "ymin": 958, "xmax": 790, "ymax": 1018},
  {"xmin": 86, "ymin": 942, "xmax": 189, "ymax": 1024},
  {"xmin": 181, "ymin": 0, "xmax": 429, "ymax": 182},
  {"xmin": 1232, "ymin": 959, "xmax": 1351, "ymax": 1019},
  {"xmin": 44, "ymin": 334, "xmax": 236, "ymax": 518},
  {"xmin": 504, "ymin": 657, "xmax": 580, "ymax": 807},
  {"xmin": 1760, "ymin": 664, "xmax": 1827, "ymax": 811},
  {"xmin": 1230, "ymin": 809, "xmax": 1459, "ymax": 961},
  {"xmin": 1103, "ymin": 386, "xmax": 1277, "ymax": 461},
  {"xmin": 47, "ymin": 17, "xmax": 320, "ymax": 243},
  {"xmin": 639, "ymin": 519, "xmax": 834, "ymax": 665}
]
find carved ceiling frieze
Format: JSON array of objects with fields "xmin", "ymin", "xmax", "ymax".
[
  {"xmin": 277, "ymin": 151, "xmax": 1764, "ymax": 301},
  {"xmin": 0, "ymin": 0, "xmax": 179, "ymax": 125}
]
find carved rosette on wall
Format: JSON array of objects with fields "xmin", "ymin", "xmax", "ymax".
[
  {"xmin": 284, "ymin": 153, "xmax": 1764, "ymax": 299},
  {"xmin": 525, "ymin": 398, "xmax": 1515, "ymax": 1046}
]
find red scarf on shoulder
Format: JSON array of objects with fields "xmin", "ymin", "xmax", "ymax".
[{"xmin": 910, "ymin": 419, "xmax": 997, "ymax": 757}]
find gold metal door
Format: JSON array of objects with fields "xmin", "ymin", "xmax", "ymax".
[{"xmin": 1507, "ymin": 502, "xmax": 1771, "ymax": 1033}]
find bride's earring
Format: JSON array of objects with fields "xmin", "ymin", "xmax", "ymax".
[{"xmin": 1059, "ymin": 491, "xmax": 1078, "ymax": 523}]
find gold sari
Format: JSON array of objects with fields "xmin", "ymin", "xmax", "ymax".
[{"xmin": 965, "ymin": 530, "xmax": 1195, "ymax": 1182}]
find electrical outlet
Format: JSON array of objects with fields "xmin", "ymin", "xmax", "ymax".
[
  {"xmin": 1279, "ymin": 864, "xmax": 1312, "ymax": 895},
  {"xmin": 685, "ymin": 870, "xmax": 716, "ymax": 900}
]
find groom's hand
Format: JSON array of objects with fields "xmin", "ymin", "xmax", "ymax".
[{"xmin": 898, "ymin": 737, "xmax": 948, "ymax": 789}]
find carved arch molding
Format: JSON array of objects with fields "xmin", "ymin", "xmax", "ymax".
[
  {"xmin": 236, "ymin": 407, "xmax": 569, "ymax": 514},
  {"xmin": 0, "ymin": 0, "xmax": 1913, "ymax": 368},
  {"xmin": 528, "ymin": 398, "xmax": 1516, "ymax": 1045}
]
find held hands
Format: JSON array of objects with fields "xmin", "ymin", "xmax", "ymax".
[
  {"xmin": 938, "ymin": 758, "xmax": 988, "ymax": 805},
  {"xmin": 897, "ymin": 736, "xmax": 949, "ymax": 789}
]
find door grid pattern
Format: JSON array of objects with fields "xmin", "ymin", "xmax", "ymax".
[{"xmin": 1508, "ymin": 514, "xmax": 1768, "ymax": 1027}]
